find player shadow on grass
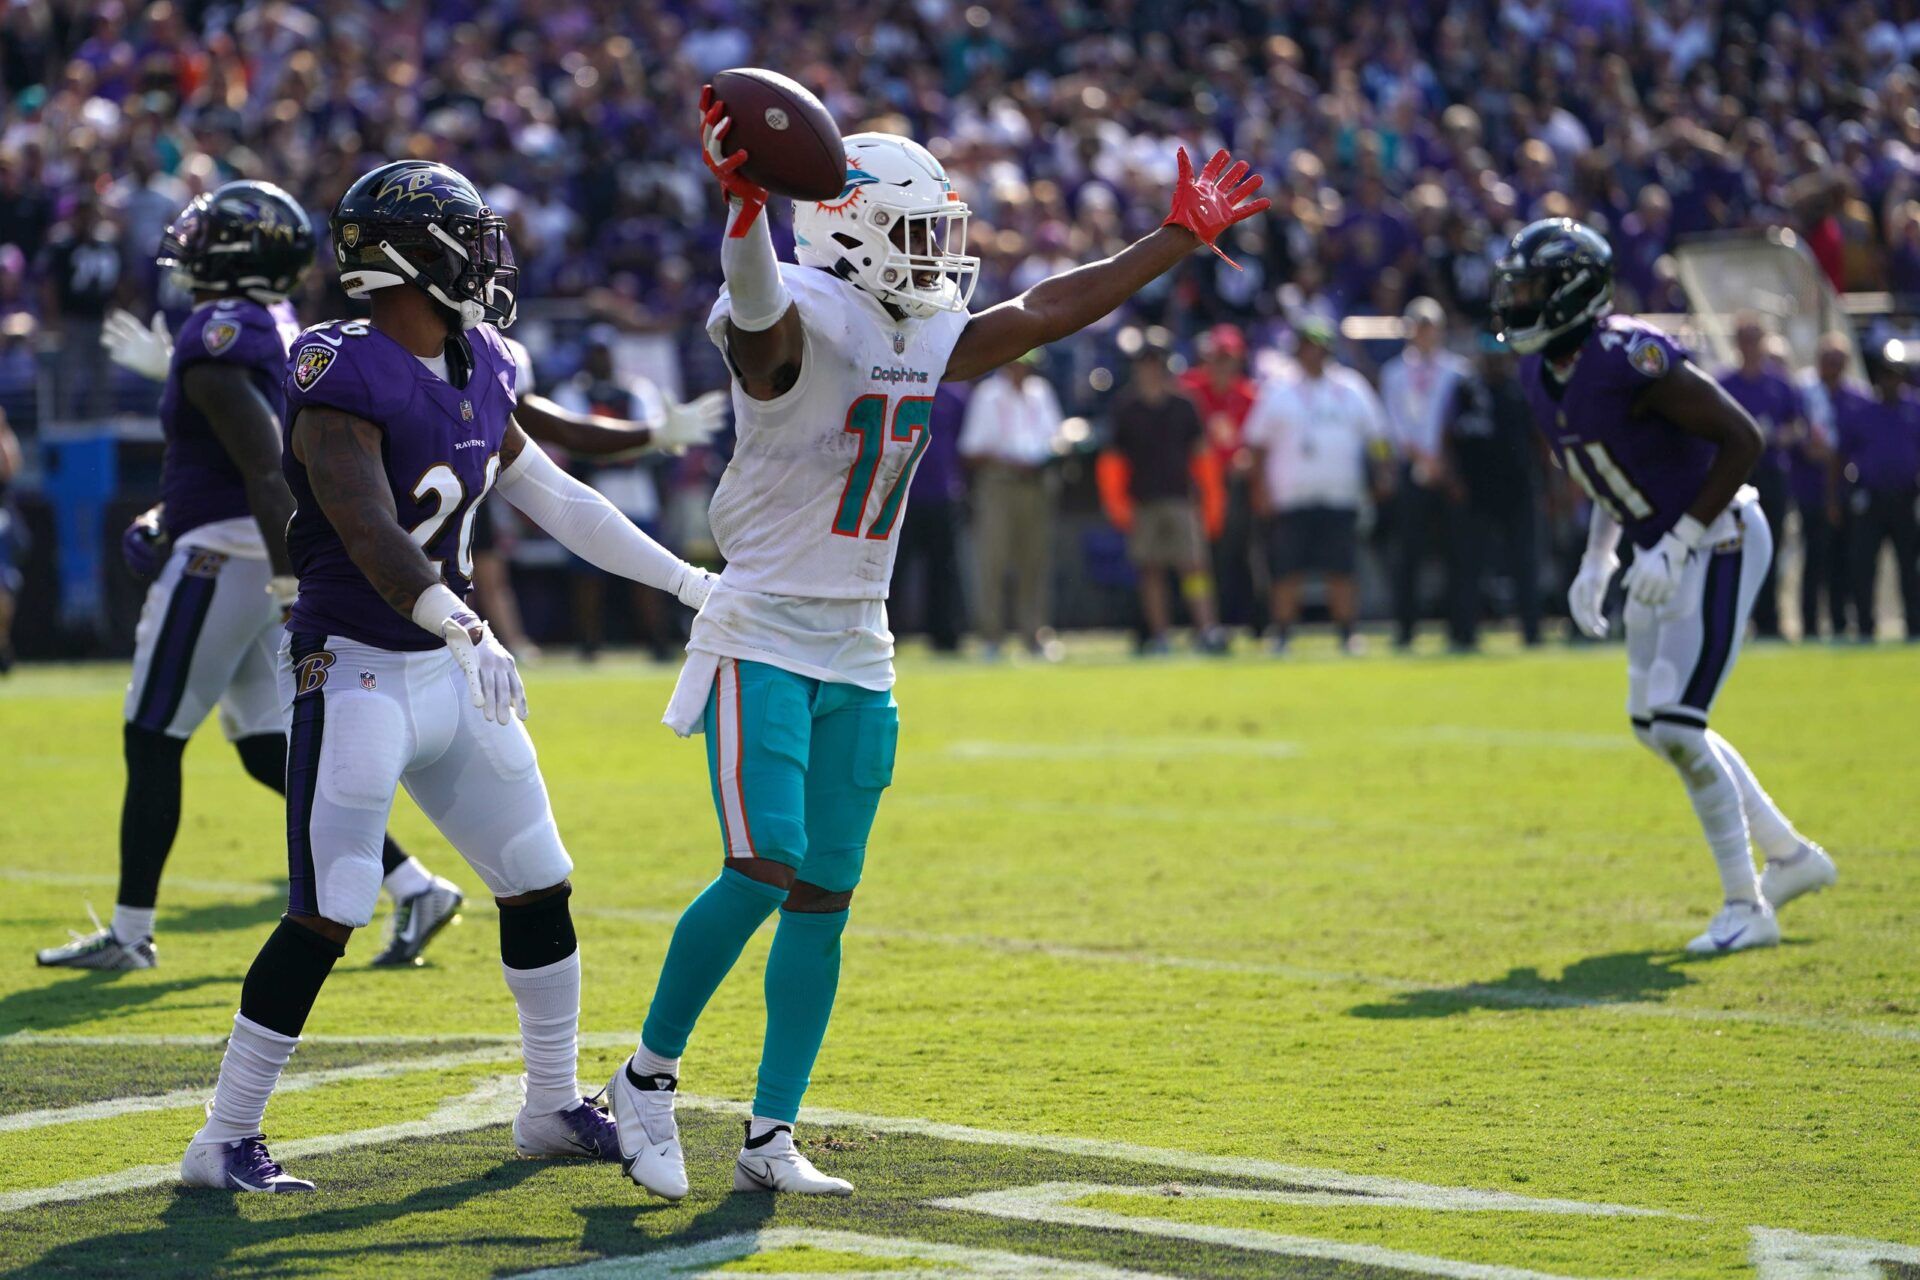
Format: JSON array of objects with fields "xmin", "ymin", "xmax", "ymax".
[
  {"xmin": 1345, "ymin": 950, "xmax": 1694, "ymax": 1019},
  {"xmin": 156, "ymin": 888, "xmax": 286, "ymax": 934},
  {"xmin": 577, "ymin": 1176, "xmax": 778, "ymax": 1257},
  {"xmin": 1, "ymin": 1158, "xmax": 554, "ymax": 1279},
  {"xmin": 0, "ymin": 972, "xmax": 233, "ymax": 1035}
]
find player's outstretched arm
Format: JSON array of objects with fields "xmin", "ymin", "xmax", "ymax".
[
  {"xmin": 945, "ymin": 148, "xmax": 1269, "ymax": 383},
  {"xmin": 517, "ymin": 389, "xmax": 727, "ymax": 458},
  {"xmin": 1636, "ymin": 360, "xmax": 1764, "ymax": 527},
  {"xmin": 495, "ymin": 421, "xmax": 715, "ymax": 609},
  {"xmin": 1620, "ymin": 360, "xmax": 1764, "ymax": 607},
  {"xmin": 292, "ymin": 407, "xmax": 442, "ymax": 618},
  {"xmin": 698, "ymin": 85, "xmax": 804, "ymax": 400},
  {"xmin": 186, "ymin": 363, "xmax": 297, "ymax": 582}
]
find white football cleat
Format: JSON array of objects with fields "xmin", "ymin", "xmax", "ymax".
[
  {"xmin": 605, "ymin": 1062, "xmax": 687, "ymax": 1200},
  {"xmin": 180, "ymin": 1132, "xmax": 314, "ymax": 1192},
  {"xmin": 1761, "ymin": 842, "xmax": 1836, "ymax": 911},
  {"xmin": 1684, "ymin": 899, "xmax": 1781, "ymax": 956},
  {"xmin": 733, "ymin": 1122, "xmax": 853, "ymax": 1196},
  {"xmin": 512, "ymin": 1085, "xmax": 621, "ymax": 1161}
]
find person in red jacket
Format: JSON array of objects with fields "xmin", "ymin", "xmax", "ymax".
[{"xmin": 1180, "ymin": 324, "xmax": 1263, "ymax": 633}]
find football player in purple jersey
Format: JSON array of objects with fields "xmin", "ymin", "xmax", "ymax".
[
  {"xmin": 1495, "ymin": 218, "xmax": 1835, "ymax": 955},
  {"xmin": 36, "ymin": 182, "xmax": 465, "ymax": 974},
  {"xmin": 180, "ymin": 161, "xmax": 715, "ymax": 1192}
]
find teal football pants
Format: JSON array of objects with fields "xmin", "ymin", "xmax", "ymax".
[{"xmin": 704, "ymin": 657, "xmax": 898, "ymax": 892}]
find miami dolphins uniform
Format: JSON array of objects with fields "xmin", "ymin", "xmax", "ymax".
[{"xmin": 664, "ymin": 265, "xmax": 967, "ymax": 881}]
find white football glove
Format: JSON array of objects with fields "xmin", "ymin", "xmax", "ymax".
[
  {"xmin": 673, "ymin": 564, "xmax": 717, "ymax": 611},
  {"xmin": 439, "ymin": 613, "xmax": 528, "ymax": 724},
  {"xmin": 1567, "ymin": 554, "xmax": 1617, "ymax": 638},
  {"xmin": 1621, "ymin": 516, "xmax": 1706, "ymax": 609},
  {"xmin": 655, "ymin": 390, "xmax": 728, "ymax": 452},
  {"xmin": 102, "ymin": 309, "xmax": 174, "ymax": 382}
]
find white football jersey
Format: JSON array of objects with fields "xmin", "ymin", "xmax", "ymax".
[{"xmin": 705, "ymin": 264, "xmax": 969, "ymax": 600}]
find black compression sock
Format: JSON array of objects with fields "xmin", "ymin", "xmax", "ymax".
[
  {"xmin": 499, "ymin": 885, "xmax": 577, "ymax": 971},
  {"xmin": 239, "ymin": 917, "xmax": 347, "ymax": 1038},
  {"xmin": 117, "ymin": 723, "xmax": 187, "ymax": 909}
]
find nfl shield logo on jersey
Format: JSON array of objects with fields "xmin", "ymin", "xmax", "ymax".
[
  {"xmin": 460, "ymin": 400, "xmax": 474, "ymax": 422},
  {"xmin": 293, "ymin": 345, "xmax": 336, "ymax": 390},
  {"xmin": 892, "ymin": 331, "xmax": 906, "ymax": 355},
  {"xmin": 203, "ymin": 321, "xmax": 240, "ymax": 355},
  {"xmin": 360, "ymin": 670, "xmax": 377, "ymax": 690}
]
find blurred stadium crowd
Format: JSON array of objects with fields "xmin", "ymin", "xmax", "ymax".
[{"xmin": 2, "ymin": 0, "xmax": 1919, "ymax": 662}]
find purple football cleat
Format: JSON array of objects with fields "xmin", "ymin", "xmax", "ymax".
[
  {"xmin": 513, "ymin": 1094, "xmax": 621, "ymax": 1161},
  {"xmin": 180, "ymin": 1135, "xmax": 315, "ymax": 1192}
]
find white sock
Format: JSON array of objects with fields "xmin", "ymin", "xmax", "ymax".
[
  {"xmin": 503, "ymin": 951, "xmax": 581, "ymax": 1114},
  {"xmin": 199, "ymin": 1014, "xmax": 298, "ymax": 1143},
  {"xmin": 111, "ymin": 904, "xmax": 155, "ymax": 944},
  {"xmin": 630, "ymin": 1042, "xmax": 680, "ymax": 1081},
  {"xmin": 747, "ymin": 1115, "xmax": 794, "ymax": 1152},
  {"xmin": 1707, "ymin": 731, "xmax": 1802, "ymax": 861},
  {"xmin": 1678, "ymin": 744, "xmax": 1760, "ymax": 902},
  {"xmin": 382, "ymin": 856, "xmax": 433, "ymax": 902}
]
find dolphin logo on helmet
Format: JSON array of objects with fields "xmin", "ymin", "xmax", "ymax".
[{"xmin": 791, "ymin": 134, "xmax": 979, "ymax": 320}]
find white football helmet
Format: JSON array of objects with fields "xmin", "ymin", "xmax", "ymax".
[{"xmin": 792, "ymin": 132, "xmax": 978, "ymax": 319}]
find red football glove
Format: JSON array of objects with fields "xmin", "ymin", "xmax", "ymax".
[
  {"xmin": 699, "ymin": 84, "xmax": 770, "ymax": 239},
  {"xmin": 1162, "ymin": 147, "xmax": 1271, "ymax": 269}
]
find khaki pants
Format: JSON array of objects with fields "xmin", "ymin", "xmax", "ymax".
[{"xmin": 971, "ymin": 465, "xmax": 1053, "ymax": 644}]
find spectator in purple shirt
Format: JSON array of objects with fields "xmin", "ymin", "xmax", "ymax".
[
  {"xmin": 1832, "ymin": 342, "xmax": 1920, "ymax": 640},
  {"xmin": 1717, "ymin": 314, "xmax": 1805, "ymax": 638},
  {"xmin": 892, "ymin": 381, "xmax": 971, "ymax": 655}
]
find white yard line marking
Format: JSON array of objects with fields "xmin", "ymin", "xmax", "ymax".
[
  {"xmin": 0, "ymin": 867, "xmax": 276, "ymax": 897},
  {"xmin": 943, "ymin": 738, "xmax": 1303, "ymax": 762},
  {"xmin": 1750, "ymin": 1227, "xmax": 1920, "ymax": 1280},
  {"xmin": 0, "ymin": 1047, "xmax": 513, "ymax": 1134},
  {"xmin": 673, "ymin": 1099, "xmax": 1659, "ymax": 1218},
  {"xmin": 930, "ymin": 1184, "xmax": 1595, "ymax": 1280},
  {"xmin": 0, "ymin": 1074, "xmax": 519, "ymax": 1213},
  {"xmin": 515, "ymin": 1228, "xmax": 1184, "ymax": 1280}
]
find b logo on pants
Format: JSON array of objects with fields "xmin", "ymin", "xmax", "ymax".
[{"xmin": 294, "ymin": 650, "xmax": 336, "ymax": 696}]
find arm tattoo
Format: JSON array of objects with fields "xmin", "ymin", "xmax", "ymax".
[
  {"xmin": 185, "ymin": 363, "xmax": 298, "ymax": 575},
  {"xmin": 295, "ymin": 407, "xmax": 442, "ymax": 618}
]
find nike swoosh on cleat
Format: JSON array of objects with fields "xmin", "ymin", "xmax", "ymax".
[{"xmin": 1715, "ymin": 926, "xmax": 1748, "ymax": 950}]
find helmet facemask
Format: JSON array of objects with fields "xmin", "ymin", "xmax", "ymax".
[
  {"xmin": 793, "ymin": 133, "xmax": 980, "ymax": 320},
  {"xmin": 1492, "ymin": 263, "xmax": 1610, "ymax": 356},
  {"xmin": 364, "ymin": 213, "xmax": 518, "ymax": 331},
  {"xmin": 868, "ymin": 200, "xmax": 977, "ymax": 318}
]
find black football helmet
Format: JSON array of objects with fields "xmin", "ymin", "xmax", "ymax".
[
  {"xmin": 330, "ymin": 160, "xmax": 516, "ymax": 330},
  {"xmin": 157, "ymin": 180, "xmax": 314, "ymax": 303},
  {"xmin": 1492, "ymin": 218, "xmax": 1613, "ymax": 357}
]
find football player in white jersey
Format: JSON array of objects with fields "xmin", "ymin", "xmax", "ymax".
[{"xmin": 605, "ymin": 87, "xmax": 1269, "ymax": 1200}]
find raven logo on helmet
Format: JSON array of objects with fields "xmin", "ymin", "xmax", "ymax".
[
  {"xmin": 157, "ymin": 180, "xmax": 315, "ymax": 304},
  {"xmin": 328, "ymin": 160, "xmax": 518, "ymax": 332}
]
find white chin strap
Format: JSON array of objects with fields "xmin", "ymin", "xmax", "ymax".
[{"xmin": 378, "ymin": 240, "xmax": 484, "ymax": 330}]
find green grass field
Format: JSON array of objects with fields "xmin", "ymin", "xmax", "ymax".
[{"xmin": 2, "ymin": 637, "xmax": 1917, "ymax": 1279}]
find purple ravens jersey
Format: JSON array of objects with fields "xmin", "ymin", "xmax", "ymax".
[
  {"xmin": 1520, "ymin": 315, "xmax": 1715, "ymax": 548},
  {"xmin": 158, "ymin": 298, "xmax": 300, "ymax": 540},
  {"xmin": 282, "ymin": 321, "xmax": 516, "ymax": 651},
  {"xmin": 1718, "ymin": 367, "xmax": 1801, "ymax": 478}
]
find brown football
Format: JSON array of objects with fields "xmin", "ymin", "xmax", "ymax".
[{"xmin": 709, "ymin": 68, "xmax": 846, "ymax": 203}]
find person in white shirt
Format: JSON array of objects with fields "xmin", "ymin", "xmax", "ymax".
[
  {"xmin": 1244, "ymin": 317, "xmax": 1391, "ymax": 653},
  {"xmin": 1378, "ymin": 296, "xmax": 1471, "ymax": 648},
  {"xmin": 958, "ymin": 352, "xmax": 1064, "ymax": 657}
]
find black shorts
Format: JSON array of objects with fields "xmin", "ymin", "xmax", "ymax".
[{"xmin": 1266, "ymin": 506, "xmax": 1358, "ymax": 577}]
